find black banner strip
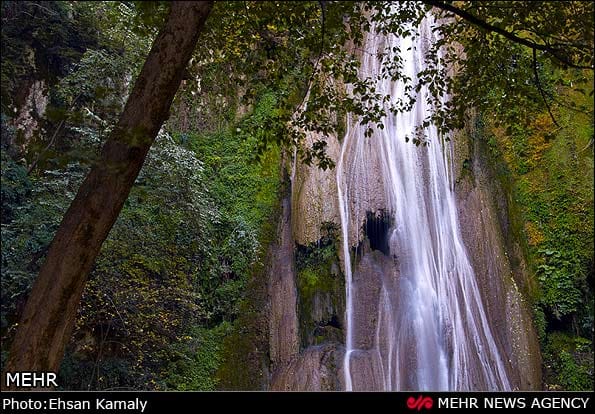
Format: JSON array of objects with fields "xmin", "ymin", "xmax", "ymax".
[{"xmin": 1, "ymin": 391, "xmax": 593, "ymax": 413}]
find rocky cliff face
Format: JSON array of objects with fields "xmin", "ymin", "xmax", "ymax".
[
  {"xmin": 451, "ymin": 124, "xmax": 542, "ymax": 389},
  {"xmin": 268, "ymin": 152, "xmax": 346, "ymax": 390},
  {"xmin": 265, "ymin": 20, "xmax": 541, "ymax": 389},
  {"xmin": 268, "ymin": 195, "xmax": 300, "ymax": 368},
  {"xmin": 11, "ymin": 79, "xmax": 48, "ymax": 152},
  {"xmin": 265, "ymin": 116, "xmax": 542, "ymax": 390},
  {"xmin": 270, "ymin": 343, "xmax": 344, "ymax": 391},
  {"xmin": 291, "ymin": 131, "xmax": 342, "ymax": 246}
]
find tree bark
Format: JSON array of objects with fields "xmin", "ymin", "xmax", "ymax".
[{"xmin": 2, "ymin": 1, "xmax": 213, "ymax": 389}]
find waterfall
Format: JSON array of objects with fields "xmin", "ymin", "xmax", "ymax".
[{"xmin": 336, "ymin": 15, "xmax": 512, "ymax": 391}]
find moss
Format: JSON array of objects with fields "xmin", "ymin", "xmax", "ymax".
[
  {"xmin": 215, "ymin": 194, "xmax": 281, "ymax": 389},
  {"xmin": 479, "ymin": 69, "xmax": 594, "ymax": 389},
  {"xmin": 295, "ymin": 222, "xmax": 344, "ymax": 348},
  {"xmin": 471, "ymin": 115, "xmax": 536, "ymax": 299},
  {"xmin": 216, "ymin": 166, "xmax": 286, "ymax": 390},
  {"xmin": 298, "ymin": 268, "xmax": 335, "ymax": 299},
  {"xmin": 215, "ymin": 229, "xmax": 272, "ymax": 389}
]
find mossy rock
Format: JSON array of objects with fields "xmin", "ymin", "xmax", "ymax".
[{"xmin": 295, "ymin": 225, "xmax": 345, "ymax": 349}]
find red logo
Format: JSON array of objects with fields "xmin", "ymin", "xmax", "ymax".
[{"xmin": 407, "ymin": 395, "xmax": 433, "ymax": 411}]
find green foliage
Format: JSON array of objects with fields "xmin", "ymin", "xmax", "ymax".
[
  {"xmin": 70, "ymin": 119, "xmax": 281, "ymax": 389},
  {"xmin": 513, "ymin": 94, "xmax": 593, "ymax": 330},
  {"xmin": 555, "ymin": 350, "xmax": 592, "ymax": 391},
  {"xmin": 544, "ymin": 332, "xmax": 593, "ymax": 391},
  {"xmin": 0, "ymin": 149, "xmax": 31, "ymax": 223},
  {"xmin": 77, "ymin": 2, "xmax": 156, "ymax": 78},
  {"xmin": 180, "ymin": 96, "xmax": 281, "ymax": 327},
  {"xmin": 179, "ymin": 1, "xmax": 593, "ymax": 168},
  {"xmin": 184, "ymin": 1, "xmax": 374, "ymax": 168},
  {"xmin": 535, "ymin": 249, "xmax": 582, "ymax": 318},
  {"xmin": 1, "ymin": 1, "xmax": 99, "ymax": 111},
  {"xmin": 216, "ymin": 170, "xmax": 285, "ymax": 390},
  {"xmin": 130, "ymin": 1, "xmax": 169, "ymax": 38},
  {"xmin": 55, "ymin": 48, "xmax": 128, "ymax": 115},
  {"xmin": 3, "ymin": 1, "xmax": 593, "ymax": 167},
  {"xmin": 2, "ymin": 1, "xmax": 156, "ymax": 172},
  {"xmin": 20, "ymin": 43, "xmax": 132, "ymax": 172},
  {"xmin": 484, "ymin": 65, "xmax": 593, "ymax": 389},
  {"xmin": 164, "ymin": 322, "xmax": 232, "ymax": 390},
  {"xmin": 186, "ymin": 95, "xmax": 281, "ymax": 228},
  {"xmin": 296, "ymin": 227, "xmax": 339, "ymax": 276},
  {"xmin": 1, "ymin": 158, "xmax": 86, "ymax": 341},
  {"xmin": 532, "ymin": 304, "xmax": 547, "ymax": 345},
  {"xmin": 0, "ymin": 130, "xmax": 208, "ymax": 387},
  {"xmin": 425, "ymin": 1, "xmax": 593, "ymax": 134},
  {"xmin": 2, "ymin": 0, "xmax": 284, "ymax": 379},
  {"xmin": 295, "ymin": 222, "xmax": 344, "ymax": 346},
  {"xmin": 71, "ymin": 134, "xmax": 216, "ymax": 389},
  {"xmin": 2, "ymin": 114, "xmax": 280, "ymax": 389},
  {"xmin": 234, "ymin": 93, "xmax": 286, "ymax": 162}
]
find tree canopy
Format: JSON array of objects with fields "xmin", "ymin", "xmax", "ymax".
[{"xmin": 172, "ymin": 1, "xmax": 593, "ymax": 164}]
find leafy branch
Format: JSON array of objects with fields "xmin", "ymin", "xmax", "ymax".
[
  {"xmin": 424, "ymin": 0, "xmax": 594, "ymax": 70},
  {"xmin": 532, "ymin": 48, "xmax": 559, "ymax": 127}
]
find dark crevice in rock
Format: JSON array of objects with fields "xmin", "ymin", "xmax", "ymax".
[
  {"xmin": 356, "ymin": 210, "xmax": 393, "ymax": 257},
  {"xmin": 326, "ymin": 314, "xmax": 341, "ymax": 330}
]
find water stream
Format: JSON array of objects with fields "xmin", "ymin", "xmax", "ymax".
[{"xmin": 336, "ymin": 15, "xmax": 512, "ymax": 391}]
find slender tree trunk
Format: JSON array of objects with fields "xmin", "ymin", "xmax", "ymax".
[{"xmin": 2, "ymin": 1, "xmax": 213, "ymax": 389}]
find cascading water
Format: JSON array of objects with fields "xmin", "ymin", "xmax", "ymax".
[{"xmin": 337, "ymin": 15, "xmax": 512, "ymax": 391}]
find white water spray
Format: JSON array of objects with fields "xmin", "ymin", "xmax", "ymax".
[{"xmin": 337, "ymin": 15, "xmax": 512, "ymax": 391}]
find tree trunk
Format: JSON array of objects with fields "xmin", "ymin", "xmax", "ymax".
[{"xmin": 2, "ymin": 1, "xmax": 213, "ymax": 389}]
